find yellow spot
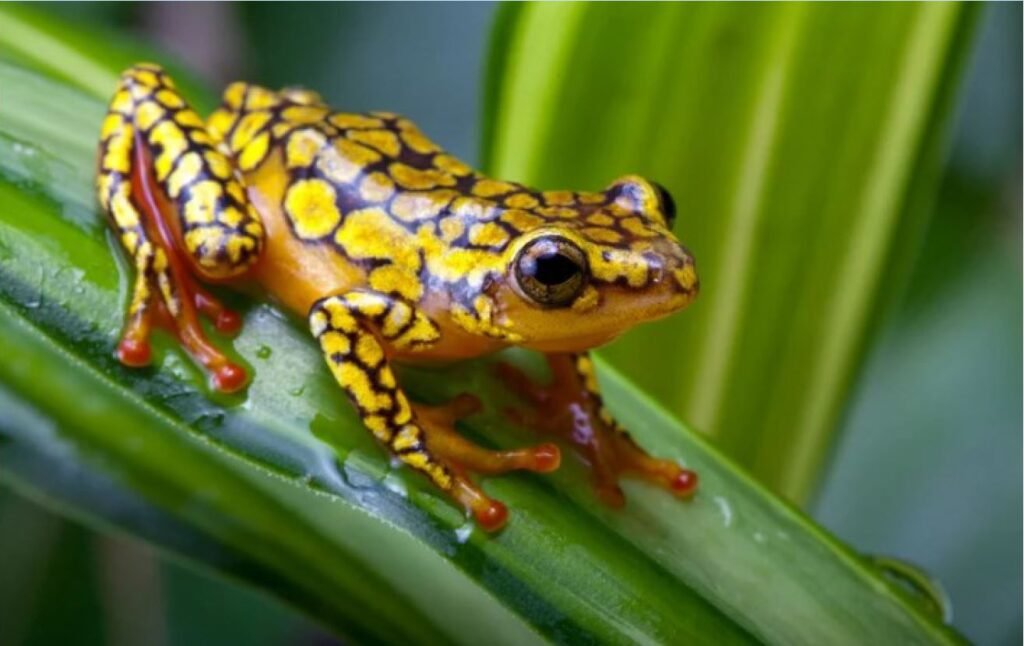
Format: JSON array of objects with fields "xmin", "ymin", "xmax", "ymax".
[
  {"xmin": 398, "ymin": 126, "xmax": 439, "ymax": 154},
  {"xmin": 538, "ymin": 206, "xmax": 578, "ymax": 219},
  {"xmin": 166, "ymin": 151, "xmax": 203, "ymax": 197},
  {"xmin": 228, "ymin": 182, "xmax": 247, "ymax": 204},
  {"xmin": 389, "ymin": 163, "xmax": 454, "ymax": 191},
  {"xmin": 355, "ymin": 334, "xmax": 384, "ymax": 367},
  {"xmin": 335, "ymin": 208, "xmax": 420, "ymax": 268},
  {"xmin": 185, "ymin": 226, "xmax": 225, "ymax": 260},
  {"xmin": 364, "ymin": 415, "xmax": 390, "ymax": 440},
  {"xmin": 431, "ymin": 155, "xmax": 471, "ymax": 177},
  {"xmin": 317, "ymin": 138, "xmax": 381, "ymax": 184},
  {"xmin": 320, "ymin": 330, "xmax": 352, "ymax": 357},
  {"xmin": 381, "ymin": 304, "xmax": 412, "ymax": 338},
  {"xmin": 348, "ymin": 129, "xmax": 402, "ymax": 157},
  {"xmin": 205, "ymin": 151, "xmax": 233, "ymax": 180},
  {"xmin": 102, "ymin": 129, "xmax": 132, "ymax": 174},
  {"xmin": 393, "ymin": 313, "xmax": 440, "ymax": 349},
  {"xmin": 572, "ymin": 285, "xmax": 600, "ymax": 312},
  {"xmin": 282, "ymin": 105, "xmax": 329, "ymax": 125},
  {"xmin": 543, "ymin": 190, "xmax": 575, "ymax": 206},
  {"xmin": 438, "ymin": 216, "xmax": 465, "ymax": 243},
  {"xmin": 392, "ymin": 426, "xmax": 421, "ymax": 451},
  {"xmin": 239, "ymin": 131, "xmax": 271, "ymax": 171},
  {"xmin": 674, "ymin": 264, "xmax": 698, "ymax": 291},
  {"xmin": 582, "ymin": 227, "xmax": 622, "ymax": 244},
  {"xmin": 183, "ymin": 181, "xmax": 223, "ymax": 225},
  {"xmin": 121, "ymin": 231, "xmax": 139, "ymax": 253},
  {"xmin": 390, "ymin": 190, "xmax": 457, "ymax": 222},
  {"xmin": 325, "ymin": 301, "xmax": 357, "ymax": 332},
  {"xmin": 346, "ymin": 292, "xmax": 389, "ymax": 318},
  {"xmin": 472, "ymin": 179, "xmax": 517, "ymax": 198},
  {"xmin": 369, "ymin": 265, "xmax": 423, "ymax": 302},
  {"xmin": 402, "ymin": 451, "xmax": 429, "ymax": 470},
  {"xmin": 359, "ymin": 172, "xmax": 395, "ymax": 203},
  {"xmin": 334, "ymin": 362, "xmax": 391, "ymax": 412},
  {"xmin": 150, "ymin": 121, "xmax": 188, "ymax": 176},
  {"xmin": 223, "ymin": 82, "xmax": 247, "ymax": 109},
  {"xmin": 453, "ymin": 199, "xmax": 503, "ymax": 227},
  {"xmin": 100, "ymin": 113, "xmax": 123, "ymax": 141},
  {"xmin": 155, "ymin": 89, "xmax": 184, "ymax": 109},
  {"xmin": 225, "ymin": 234, "xmax": 255, "ymax": 264},
  {"xmin": 468, "ymin": 222, "xmax": 509, "ymax": 248},
  {"xmin": 590, "ymin": 248, "xmax": 647, "ymax": 287},
  {"xmin": 284, "ymin": 179, "xmax": 341, "ymax": 239},
  {"xmin": 131, "ymin": 69, "xmax": 160, "ymax": 88},
  {"xmin": 272, "ymin": 122, "xmax": 296, "ymax": 139},
  {"xmin": 135, "ymin": 101, "xmax": 165, "ymax": 131},
  {"xmin": 427, "ymin": 465, "xmax": 452, "ymax": 490},
  {"xmin": 230, "ymin": 111, "xmax": 271, "ymax": 152},
  {"xmin": 392, "ymin": 389, "xmax": 411, "ymax": 423},
  {"xmin": 621, "ymin": 217, "xmax": 657, "ymax": 238},
  {"xmin": 586, "ymin": 212, "xmax": 615, "ymax": 226},
  {"xmin": 285, "ymin": 128, "xmax": 327, "ymax": 168},
  {"xmin": 329, "ymin": 113, "xmax": 385, "ymax": 130},
  {"xmin": 246, "ymin": 86, "xmax": 279, "ymax": 110},
  {"xmin": 110, "ymin": 184, "xmax": 139, "ymax": 228},
  {"xmin": 579, "ymin": 192, "xmax": 606, "ymax": 205},
  {"xmin": 282, "ymin": 88, "xmax": 324, "ymax": 105},
  {"xmin": 501, "ymin": 209, "xmax": 543, "ymax": 231},
  {"xmin": 310, "ymin": 310, "xmax": 329, "ymax": 337},
  {"xmin": 190, "ymin": 130, "xmax": 212, "ymax": 146},
  {"xmin": 110, "ymin": 89, "xmax": 132, "ymax": 114},
  {"xmin": 505, "ymin": 193, "xmax": 539, "ymax": 209},
  {"xmin": 207, "ymin": 109, "xmax": 237, "ymax": 141},
  {"xmin": 175, "ymin": 110, "xmax": 205, "ymax": 130},
  {"xmin": 220, "ymin": 206, "xmax": 244, "ymax": 228}
]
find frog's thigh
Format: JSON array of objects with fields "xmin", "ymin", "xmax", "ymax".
[
  {"xmin": 308, "ymin": 290, "xmax": 559, "ymax": 531},
  {"xmin": 97, "ymin": 64, "xmax": 263, "ymax": 391}
]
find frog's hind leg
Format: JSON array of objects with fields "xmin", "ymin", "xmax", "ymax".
[
  {"xmin": 97, "ymin": 64, "xmax": 263, "ymax": 392},
  {"xmin": 499, "ymin": 353, "xmax": 698, "ymax": 506},
  {"xmin": 310, "ymin": 291, "xmax": 561, "ymax": 531}
]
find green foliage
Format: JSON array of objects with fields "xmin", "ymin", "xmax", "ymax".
[
  {"xmin": 483, "ymin": 2, "xmax": 979, "ymax": 502},
  {"xmin": 0, "ymin": 6, "xmax": 969, "ymax": 644}
]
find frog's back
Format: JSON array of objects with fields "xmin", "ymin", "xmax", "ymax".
[{"xmin": 204, "ymin": 83, "xmax": 493, "ymax": 314}]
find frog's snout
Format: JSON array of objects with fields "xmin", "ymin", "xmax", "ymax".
[{"xmin": 646, "ymin": 241, "xmax": 699, "ymax": 304}]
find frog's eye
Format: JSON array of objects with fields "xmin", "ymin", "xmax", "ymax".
[
  {"xmin": 651, "ymin": 182, "xmax": 676, "ymax": 228},
  {"xmin": 514, "ymin": 236, "xmax": 588, "ymax": 308}
]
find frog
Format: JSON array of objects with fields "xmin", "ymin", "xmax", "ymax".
[{"xmin": 96, "ymin": 64, "xmax": 700, "ymax": 531}]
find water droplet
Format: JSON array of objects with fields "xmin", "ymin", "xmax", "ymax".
[
  {"xmin": 455, "ymin": 522, "xmax": 475, "ymax": 544},
  {"xmin": 752, "ymin": 531, "xmax": 766, "ymax": 544},
  {"xmin": 289, "ymin": 385, "xmax": 305, "ymax": 397},
  {"xmin": 713, "ymin": 495, "xmax": 733, "ymax": 528},
  {"xmin": 255, "ymin": 345, "xmax": 272, "ymax": 359},
  {"xmin": 868, "ymin": 555, "xmax": 953, "ymax": 623},
  {"xmin": 382, "ymin": 471, "xmax": 408, "ymax": 498}
]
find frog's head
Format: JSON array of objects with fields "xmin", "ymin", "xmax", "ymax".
[{"xmin": 497, "ymin": 176, "xmax": 698, "ymax": 352}]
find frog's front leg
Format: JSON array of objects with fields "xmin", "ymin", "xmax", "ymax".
[
  {"xmin": 310, "ymin": 291, "xmax": 561, "ymax": 531},
  {"xmin": 97, "ymin": 64, "xmax": 263, "ymax": 391},
  {"xmin": 500, "ymin": 353, "xmax": 698, "ymax": 506}
]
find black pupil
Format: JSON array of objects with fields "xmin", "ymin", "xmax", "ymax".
[{"xmin": 533, "ymin": 253, "xmax": 579, "ymax": 286}]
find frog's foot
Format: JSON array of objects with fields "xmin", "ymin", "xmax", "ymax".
[
  {"xmin": 116, "ymin": 267, "xmax": 247, "ymax": 393},
  {"xmin": 497, "ymin": 354, "xmax": 698, "ymax": 507},
  {"xmin": 410, "ymin": 393, "xmax": 561, "ymax": 530}
]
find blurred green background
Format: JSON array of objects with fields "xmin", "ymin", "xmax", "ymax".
[{"xmin": 0, "ymin": 3, "xmax": 1018, "ymax": 645}]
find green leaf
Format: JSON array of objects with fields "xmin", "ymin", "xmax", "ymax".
[
  {"xmin": 0, "ymin": 8, "xmax": 965, "ymax": 644},
  {"xmin": 483, "ymin": 2, "xmax": 979, "ymax": 503}
]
